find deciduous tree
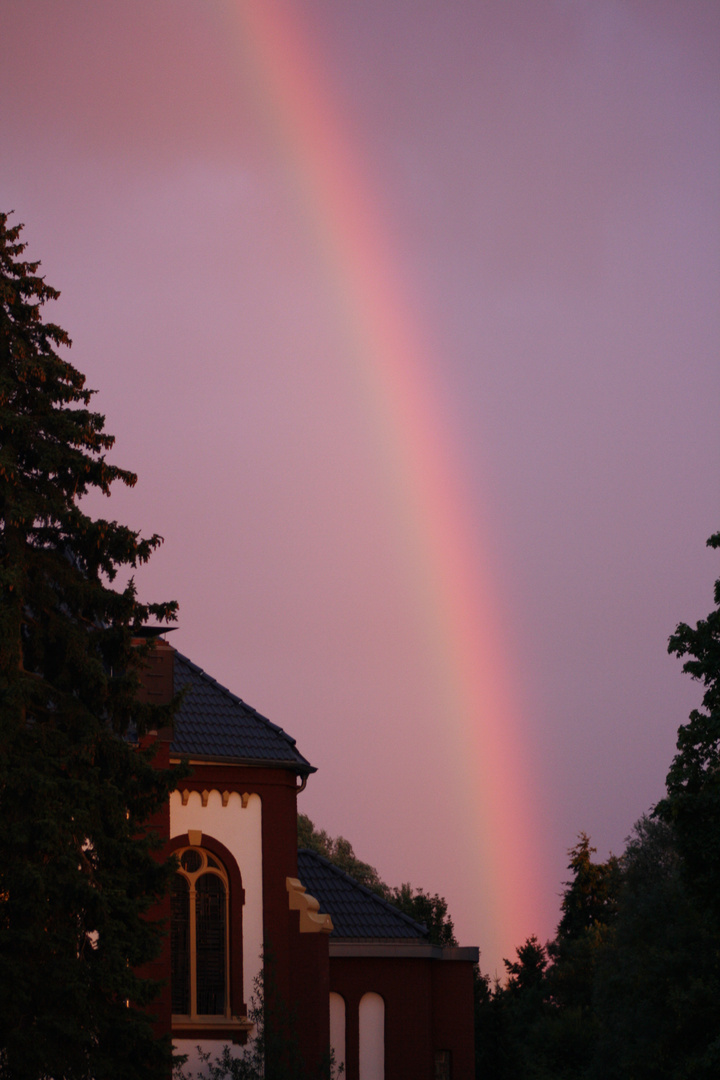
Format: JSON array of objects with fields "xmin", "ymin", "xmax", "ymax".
[
  {"xmin": 297, "ymin": 813, "xmax": 390, "ymax": 897},
  {"xmin": 389, "ymin": 882, "xmax": 457, "ymax": 947},
  {"xmin": 590, "ymin": 815, "xmax": 720, "ymax": 1080},
  {"xmin": 657, "ymin": 532, "xmax": 720, "ymax": 923},
  {"xmin": 297, "ymin": 813, "xmax": 458, "ymax": 945}
]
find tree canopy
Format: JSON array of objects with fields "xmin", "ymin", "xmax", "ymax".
[
  {"xmin": 656, "ymin": 531, "xmax": 720, "ymax": 922},
  {"xmin": 475, "ymin": 534, "xmax": 720, "ymax": 1078},
  {"xmin": 297, "ymin": 812, "xmax": 457, "ymax": 946},
  {"xmin": 297, "ymin": 812, "xmax": 390, "ymax": 897},
  {"xmin": 0, "ymin": 213, "xmax": 180, "ymax": 1080}
]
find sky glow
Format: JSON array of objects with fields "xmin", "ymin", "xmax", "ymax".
[{"xmin": 1, "ymin": 0, "xmax": 718, "ymax": 975}]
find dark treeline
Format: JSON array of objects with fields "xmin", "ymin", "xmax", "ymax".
[
  {"xmin": 475, "ymin": 534, "xmax": 720, "ymax": 1079},
  {"xmin": 474, "ymin": 818, "xmax": 720, "ymax": 1078},
  {"xmin": 299, "ymin": 534, "xmax": 720, "ymax": 1077}
]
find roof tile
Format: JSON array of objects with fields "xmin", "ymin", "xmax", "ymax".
[
  {"xmin": 297, "ymin": 849, "xmax": 428, "ymax": 940},
  {"xmin": 170, "ymin": 651, "xmax": 314, "ymax": 773}
]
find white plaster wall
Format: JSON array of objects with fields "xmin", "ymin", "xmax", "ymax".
[
  {"xmin": 329, "ymin": 992, "xmax": 346, "ymax": 1073},
  {"xmin": 170, "ymin": 789, "xmax": 264, "ymax": 1009},
  {"xmin": 359, "ymin": 992, "xmax": 385, "ymax": 1080}
]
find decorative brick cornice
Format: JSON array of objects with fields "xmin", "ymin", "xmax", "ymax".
[{"xmin": 177, "ymin": 787, "xmax": 252, "ymax": 807}]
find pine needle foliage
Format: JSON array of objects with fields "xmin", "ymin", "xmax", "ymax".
[{"xmin": 0, "ymin": 213, "xmax": 180, "ymax": 1080}]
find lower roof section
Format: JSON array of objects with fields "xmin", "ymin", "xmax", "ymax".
[{"xmin": 298, "ymin": 849, "xmax": 429, "ymax": 940}]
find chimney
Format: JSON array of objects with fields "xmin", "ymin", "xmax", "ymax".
[{"xmin": 135, "ymin": 636, "xmax": 175, "ymax": 708}]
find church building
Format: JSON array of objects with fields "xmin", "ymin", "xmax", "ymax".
[{"xmin": 139, "ymin": 637, "xmax": 477, "ymax": 1078}]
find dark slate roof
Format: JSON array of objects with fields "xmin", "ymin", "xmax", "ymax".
[
  {"xmin": 170, "ymin": 651, "xmax": 315, "ymax": 774},
  {"xmin": 297, "ymin": 849, "xmax": 429, "ymax": 940}
]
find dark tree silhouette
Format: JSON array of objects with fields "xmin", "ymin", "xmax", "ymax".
[
  {"xmin": 0, "ymin": 213, "xmax": 180, "ymax": 1080},
  {"xmin": 657, "ymin": 532, "xmax": 720, "ymax": 922}
]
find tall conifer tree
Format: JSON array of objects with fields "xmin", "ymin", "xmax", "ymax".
[{"xmin": 0, "ymin": 213, "xmax": 179, "ymax": 1079}]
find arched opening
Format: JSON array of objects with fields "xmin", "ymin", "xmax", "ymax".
[
  {"xmin": 359, "ymin": 992, "xmax": 384, "ymax": 1080},
  {"xmin": 171, "ymin": 846, "xmax": 229, "ymax": 1019},
  {"xmin": 329, "ymin": 992, "xmax": 346, "ymax": 1073}
]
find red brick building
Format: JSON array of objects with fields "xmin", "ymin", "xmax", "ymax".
[{"xmin": 141, "ymin": 638, "xmax": 477, "ymax": 1078}]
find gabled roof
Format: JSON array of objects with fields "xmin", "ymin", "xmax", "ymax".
[
  {"xmin": 170, "ymin": 651, "xmax": 315, "ymax": 775},
  {"xmin": 297, "ymin": 849, "xmax": 429, "ymax": 940}
]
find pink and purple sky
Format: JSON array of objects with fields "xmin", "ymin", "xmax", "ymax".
[{"xmin": 2, "ymin": 0, "xmax": 719, "ymax": 976}]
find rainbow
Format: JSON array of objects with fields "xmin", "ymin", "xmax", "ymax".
[{"xmin": 218, "ymin": 0, "xmax": 547, "ymax": 971}]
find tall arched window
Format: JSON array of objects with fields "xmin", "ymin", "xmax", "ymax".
[
  {"xmin": 329, "ymin": 992, "xmax": 346, "ymax": 1073},
  {"xmin": 359, "ymin": 992, "xmax": 385, "ymax": 1080},
  {"xmin": 172, "ymin": 847, "xmax": 229, "ymax": 1019}
]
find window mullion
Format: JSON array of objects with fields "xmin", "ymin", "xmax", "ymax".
[
  {"xmin": 225, "ymin": 886, "xmax": 230, "ymax": 1017},
  {"xmin": 189, "ymin": 882, "xmax": 197, "ymax": 1019}
]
